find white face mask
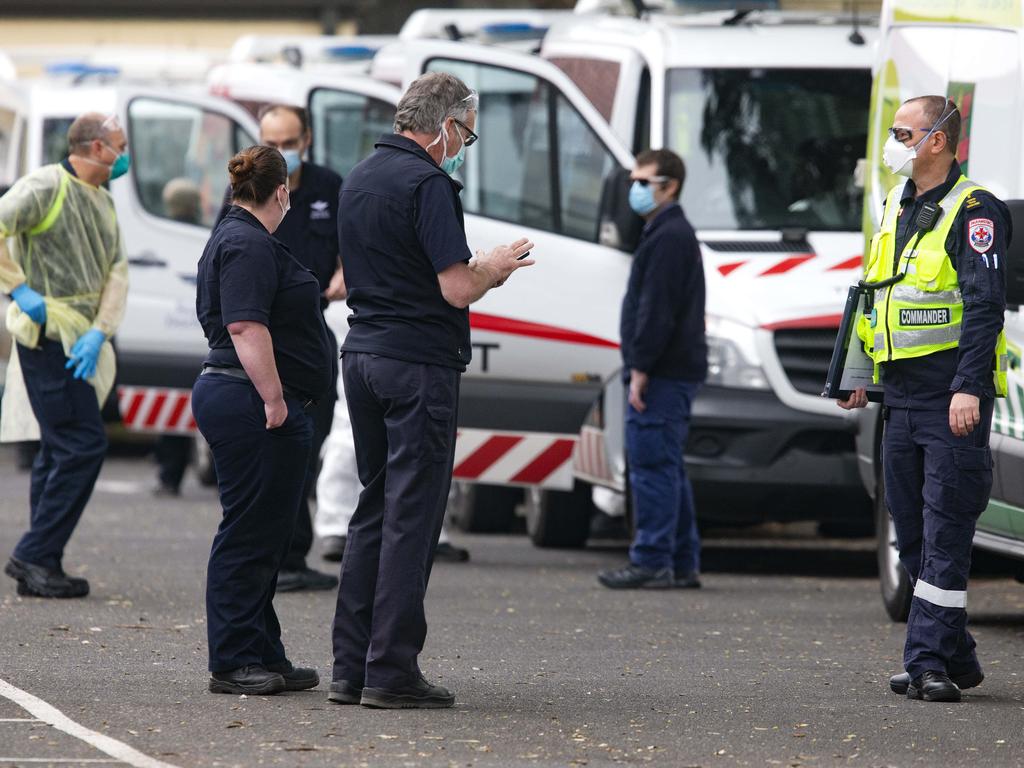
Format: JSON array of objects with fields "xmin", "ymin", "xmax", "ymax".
[{"xmin": 278, "ymin": 187, "xmax": 291, "ymax": 218}]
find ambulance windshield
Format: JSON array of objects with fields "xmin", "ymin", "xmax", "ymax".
[{"xmin": 665, "ymin": 67, "xmax": 870, "ymax": 232}]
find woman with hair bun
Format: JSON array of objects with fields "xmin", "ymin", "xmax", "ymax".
[{"xmin": 192, "ymin": 145, "xmax": 333, "ymax": 695}]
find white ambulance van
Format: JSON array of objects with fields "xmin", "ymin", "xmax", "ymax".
[
  {"xmin": 526, "ymin": 4, "xmax": 880, "ymax": 541},
  {"xmin": 856, "ymin": 0, "xmax": 1024, "ymax": 620},
  {"xmin": 0, "ymin": 68, "xmax": 260, "ymax": 438}
]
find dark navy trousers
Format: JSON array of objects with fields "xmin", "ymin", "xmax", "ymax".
[
  {"xmin": 883, "ymin": 400, "xmax": 994, "ymax": 680},
  {"xmin": 332, "ymin": 352, "xmax": 459, "ymax": 689},
  {"xmin": 626, "ymin": 377, "xmax": 702, "ymax": 573},
  {"xmin": 191, "ymin": 374, "xmax": 313, "ymax": 673},
  {"xmin": 12, "ymin": 338, "xmax": 107, "ymax": 571}
]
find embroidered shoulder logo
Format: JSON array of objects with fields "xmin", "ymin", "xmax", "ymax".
[
  {"xmin": 310, "ymin": 200, "xmax": 331, "ymax": 221},
  {"xmin": 969, "ymin": 218, "xmax": 994, "ymax": 253}
]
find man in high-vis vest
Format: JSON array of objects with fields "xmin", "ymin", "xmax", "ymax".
[
  {"xmin": 839, "ymin": 96, "xmax": 1009, "ymax": 703},
  {"xmin": 0, "ymin": 113, "xmax": 129, "ymax": 599}
]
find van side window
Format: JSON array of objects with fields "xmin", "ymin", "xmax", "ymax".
[
  {"xmin": 309, "ymin": 89, "xmax": 396, "ymax": 178},
  {"xmin": 426, "ymin": 58, "xmax": 617, "ymax": 243},
  {"xmin": 547, "ymin": 57, "xmax": 619, "ymax": 123},
  {"xmin": 127, "ymin": 98, "xmax": 256, "ymax": 228},
  {"xmin": 41, "ymin": 117, "xmax": 74, "ymax": 167}
]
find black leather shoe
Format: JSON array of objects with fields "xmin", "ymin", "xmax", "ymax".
[
  {"xmin": 906, "ymin": 670, "xmax": 962, "ymax": 702},
  {"xmin": 360, "ymin": 675, "xmax": 455, "ymax": 709},
  {"xmin": 673, "ymin": 570, "xmax": 702, "ymax": 589},
  {"xmin": 597, "ymin": 564, "xmax": 674, "ymax": 589},
  {"xmin": 265, "ymin": 661, "xmax": 319, "ymax": 691},
  {"xmin": 434, "ymin": 542, "xmax": 470, "ymax": 563},
  {"xmin": 5, "ymin": 557, "xmax": 89, "ymax": 598},
  {"xmin": 209, "ymin": 665, "xmax": 286, "ymax": 695},
  {"xmin": 327, "ymin": 679, "xmax": 364, "ymax": 705},
  {"xmin": 890, "ymin": 668, "xmax": 983, "ymax": 695},
  {"xmin": 276, "ymin": 567, "xmax": 338, "ymax": 592},
  {"xmin": 321, "ymin": 536, "xmax": 346, "ymax": 562}
]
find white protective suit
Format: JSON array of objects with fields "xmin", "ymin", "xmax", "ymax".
[
  {"xmin": 314, "ymin": 372, "xmax": 452, "ymax": 545},
  {"xmin": 0, "ymin": 164, "xmax": 127, "ymax": 441}
]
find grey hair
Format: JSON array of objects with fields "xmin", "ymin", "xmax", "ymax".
[
  {"xmin": 68, "ymin": 112, "xmax": 123, "ymax": 154},
  {"xmin": 393, "ymin": 72, "xmax": 478, "ymax": 134}
]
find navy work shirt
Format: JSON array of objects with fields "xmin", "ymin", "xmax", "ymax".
[
  {"xmin": 216, "ymin": 161, "xmax": 342, "ymax": 309},
  {"xmin": 620, "ymin": 203, "xmax": 708, "ymax": 381},
  {"xmin": 339, "ymin": 134, "xmax": 473, "ymax": 371},
  {"xmin": 197, "ymin": 206, "xmax": 334, "ymax": 400},
  {"xmin": 882, "ymin": 161, "xmax": 1010, "ymax": 409}
]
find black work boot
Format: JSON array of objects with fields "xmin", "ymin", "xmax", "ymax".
[
  {"xmin": 673, "ymin": 569, "xmax": 702, "ymax": 589},
  {"xmin": 890, "ymin": 668, "xmax": 984, "ymax": 695},
  {"xmin": 321, "ymin": 535, "xmax": 347, "ymax": 562},
  {"xmin": 209, "ymin": 665, "xmax": 286, "ymax": 695},
  {"xmin": 360, "ymin": 675, "xmax": 455, "ymax": 709},
  {"xmin": 5, "ymin": 557, "xmax": 89, "ymax": 598},
  {"xmin": 327, "ymin": 679, "xmax": 364, "ymax": 705},
  {"xmin": 265, "ymin": 661, "xmax": 319, "ymax": 691},
  {"xmin": 906, "ymin": 670, "xmax": 962, "ymax": 702},
  {"xmin": 276, "ymin": 567, "xmax": 338, "ymax": 592},
  {"xmin": 597, "ymin": 564, "xmax": 673, "ymax": 589}
]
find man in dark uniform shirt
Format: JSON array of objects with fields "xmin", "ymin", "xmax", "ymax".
[
  {"xmin": 840, "ymin": 96, "xmax": 1010, "ymax": 702},
  {"xmin": 216, "ymin": 105, "xmax": 345, "ymax": 592}
]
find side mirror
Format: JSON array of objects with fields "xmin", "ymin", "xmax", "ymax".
[
  {"xmin": 598, "ymin": 167, "xmax": 642, "ymax": 253},
  {"xmin": 1005, "ymin": 200, "xmax": 1024, "ymax": 309}
]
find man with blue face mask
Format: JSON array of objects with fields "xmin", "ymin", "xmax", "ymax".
[
  {"xmin": 840, "ymin": 96, "xmax": 1010, "ymax": 703},
  {"xmin": 599, "ymin": 148, "xmax": 707, "ymax": 591},
  {"xmin": 328, "ymin": 72, "xmax": 534, "ymax": 710}
]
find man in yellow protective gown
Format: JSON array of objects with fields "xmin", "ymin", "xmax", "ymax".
[{"xmin": 0, "ymin": 112, "xmax": 129, "ymax": 598}]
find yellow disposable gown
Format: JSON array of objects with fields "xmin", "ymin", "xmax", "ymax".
[{"xmin": 0, "ymin": 163, "xmax": 128, "ymax": 441}]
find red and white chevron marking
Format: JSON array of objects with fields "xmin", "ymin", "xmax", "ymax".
[
  {"xmin": 572, "ymin": 425, "xmax": 614, "ymax": 485},
  {"xmin": 714, "ymin": 253, "xmax": 863, "ymax": 278},
  {"xmin": 453, "ymin": 429, "xmax": 575, "ymax": 489},
  {"xmin": 118, "ymin": 386, "xmax": 196, "ymax": 434}
]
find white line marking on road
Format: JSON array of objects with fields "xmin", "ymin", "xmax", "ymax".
[
  {"xmin": 0, "ymin": 717, "xmax": 41, "ymax": 722},
  {"xmin": 0, "ymin": 760, "xmax": 121, "ymax": 764},
  {"xmin": 94, "ymin": 479, "xmax": 145, "ymax": 495},
  {"xmin": 0, "ymin": 679, "xmax": 180, "ymax": 768}
]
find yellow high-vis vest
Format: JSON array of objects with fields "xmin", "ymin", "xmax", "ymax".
[{"xmin": 858, "ymin": 176, "xmax": 1008, "ymax": 397}]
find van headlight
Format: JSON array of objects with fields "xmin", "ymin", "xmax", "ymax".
[{"xmin": 705, "ymin": 315, "xmax": 769, "ymax": 390}]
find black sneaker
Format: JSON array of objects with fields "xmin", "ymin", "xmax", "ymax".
[
  {"xmin": 673, "ymin": 569, "xmax": 702, "ymax": 589},
  {"xmin": 209, "ymin": 664, "xmax": 286, "ymax": 695},
  {"xmin": 434, "ymin": 542, "xmax": 470, "ymax": 563},
  {"xmin": 265, "ymin": 660, "xmax": 319, "ymax": 691},
  {"xmin": 327, "ymin": 679, "xmax": 364, "ymax": 705},
  {"xmin": 890, "ymin": 668, "xmax": 983, "ymax": 695},
  {"xmin": 360, "ymin": 675, "xmax": 455, "ymax": 709},
  {"xmin": 321, "ymin": 536, "xmax": 346, "ymax": 563},
  {"xmin": 597, "ymin": 564, "xmax": 674, "ymax": 589},
  {"xmin": 276, "ymin": 567, "xmax": 338, "ymax": 592},
  {"xmin": 5, "ymin": 557, "xmax": 89, "ymax": 598}
]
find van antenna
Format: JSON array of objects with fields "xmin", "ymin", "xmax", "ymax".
[
  {"xmin": 848, "ymin": 0, "xmax": 865, "ymax": 45},
  {"xmin": 444, "ymin": 24, "xmax": 463, "ymax": 41},
  {"xmin": 627, "ymin": 0, "xmax": 647, "ymax": 19}
]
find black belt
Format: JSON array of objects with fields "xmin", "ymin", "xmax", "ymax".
[{"xmin": 201, "ymin": 366, "xmax": 316, "ymax": 410}]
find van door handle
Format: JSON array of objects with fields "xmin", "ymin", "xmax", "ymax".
[{"xmin": 128, "ymin": 251, "xmax": 167, "ymax": 268}]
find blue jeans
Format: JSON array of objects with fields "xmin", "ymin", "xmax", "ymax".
[{"xmin": 626, "ymin": 377, "xmax": 701, "ymax": 572}]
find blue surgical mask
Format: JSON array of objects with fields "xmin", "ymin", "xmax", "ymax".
[
  {"xmin": 281, "ymin": 149, "xmax": 302, "ymax": 175},
  {"xmin": 628, "ymin": 180, "xmax": 658, "ymax": 216},
  {"xmin": 109, "ymin": 152, "xmax": 130, "ymax": 180},
  {"xmin": 429, "ymin": 123, "xmax": 467, "ymax": 177}
]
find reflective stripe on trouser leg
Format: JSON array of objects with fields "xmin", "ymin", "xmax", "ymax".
[{"xmin": 913, "ymin": 578, "xmax": 966, "ymax": 608}]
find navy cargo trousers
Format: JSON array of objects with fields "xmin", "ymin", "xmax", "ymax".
[
  {"xmin": 331, "ymin": 352, "xmax": 459, "ymax": 690},
  {"xmin": 883, "ymin": 399, "xmax": 995, "ymax": 680},
  {"xmin": 12, "ymin": 338, "xmax": 107, "ymax": 571}
]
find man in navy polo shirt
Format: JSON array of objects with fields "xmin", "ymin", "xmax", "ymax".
[
  {"xmin": 213, "ymin": 105, "xmax": 345, "ymax": 593},
  {"xmin": 327, "ymin": 72, "xmax": 533, "ymax": 710}
]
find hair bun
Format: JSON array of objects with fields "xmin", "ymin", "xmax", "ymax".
[{"xmin": 228, "ymin": 153, "xmax": 255, "ymax": 184}]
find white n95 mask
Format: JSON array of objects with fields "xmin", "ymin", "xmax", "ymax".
[{"xmin": 882, "ymin": 135, "xmax": 917, "ymax": 177}]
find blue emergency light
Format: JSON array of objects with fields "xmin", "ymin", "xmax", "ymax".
[{"xmin": 324, "ymin": 45, "xmax": 378, "ymax": 60}]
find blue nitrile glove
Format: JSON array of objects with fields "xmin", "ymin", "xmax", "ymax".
[
  {"xmin": 11, "ymin": 284, "xmax": 47, "ymax": 325},
  {"xmin": 65, "ymin": 329, "xmax": 106, "ymax": 380}
]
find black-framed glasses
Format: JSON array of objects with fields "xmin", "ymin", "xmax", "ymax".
[
  {"xmin": 888, "ymin": 126, "xmax": 932, "ymax": 143},
  {"xmin": 632, "ymin": 175, "xmax": 669, "ymax": 187},
  {"xmin": 453, "ymin": 118, "xmax": 479, "ymax": 147}
]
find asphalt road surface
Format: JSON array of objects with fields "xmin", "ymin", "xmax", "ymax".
[{"xmin": 1, "ymin": 450, "xmax": 1023, "ymax": 768}]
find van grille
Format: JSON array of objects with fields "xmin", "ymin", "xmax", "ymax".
[{"xmin": 773, "ymin": 328, "xmax": 839, "ymax": 396}]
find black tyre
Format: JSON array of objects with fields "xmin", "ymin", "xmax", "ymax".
[
  {"xmin": 449, "ymin": 483, "xmax": 520, "ymax": 533},
  {"xmin": 525, "ymin": 482, "xmax": 593, "ymax": 549},
  {"xmin": 876, "ymin": 471, "xmax": 912, "ymax": 622}
]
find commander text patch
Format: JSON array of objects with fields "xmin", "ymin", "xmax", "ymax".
[{"xmin": 899, "ymin": 308, "xmax": 950, "ymax": 326}]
